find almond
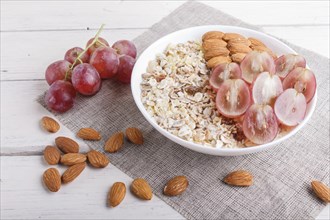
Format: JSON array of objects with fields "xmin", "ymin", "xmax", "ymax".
[
  {"xmin": 61, "ymin": 162, "xmax": 86, "ymax": 184},
  {"xmin": 108, "ymin": 182, "xmax": 126, "ymax": 207},
  {"xmin": 204, "ymin": 47, "xmax": 230, "ymax": 60},
  {"xmin": 231, "ymin": 53, "xmax": 247, "ymax": 63},
  {"xmin": 228, "ymin": 38, "xmax": 251, "ymax": 46},
  {"xmin": 250, "ymin": 45, "xmax": 277, "ymax": 59},
  {"xmin": 311, "ymin": 181, "xmax": 330, "ymax": 203},
  {"xmin": 227, "ymin": 43, "xmax": 252, "ymax": 55},
  {"xmin": 207, "ymin": 56, "xmax": 232, "ymax": 69},
  {"xmin": 43, "ymin": 168, "xmax": 61, "ymax": 192},
  {"xmin": 163, "ymin": 176, "xmax": 189, "ymax": 196},
  {"xmin": 41, "ymin": 116, "xmax": 60, "ymax": 133},
  {"xmin": 43, "ymin": 145, "xmax": 61, "ymax": 165},
  {"xmin": 104, "ymin": 132, "xmax": 124, "ymax": 153},
  {"xmin": 223, "ymin": 170, "xmax": 253, "ymax": 187},
  {"xmin": 202, "ymin": 31, "xmax": 224, "ymax": 41},
  {"xmin": 125, "ymin": 127, "xmax": 144, "ymax": 145},
  {"xmin": 60, "ymin": 153, "xmax": 86, "ymax": 166},
  {"xmin": 223, "ymin": 33, "xmax": 245, "ymax": 41},
  {"xmin": 77, "ymin": 127, "xmax": 101, "ymax": 141},
  {"xmin": 202, "ymin": 39, "xmax": 227, "ymax": 51},
  {"xmin": 55, "ymin": 136, "xmax": 79, "ymax": 154},
  {"xmin": 87, "ymin": 150, "xmax": 110, "ymax": 168},
  {"xmin": 131, "ymin": 178, "xmax": 153, "ymax": 200},
  {"xmin": 248, "ymin": 37, "xmax": 266, "ymax": 47}
]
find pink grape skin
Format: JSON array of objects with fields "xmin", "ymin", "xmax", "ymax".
[
  {"xmin": 45, "ymin": 60, "xmax": 72, "ymax": 85},
  {"xmin": 64, "ymin": 47, "xmax": 90, "ymax": 65},
  {"xmin": 86, "ymin": 37, "xmax": 110, "ymax": 56},
  {"xmin": 45, "ymin": 80, "xmax": 76, "ymax": 113},
  {"xmin": 112, "ymin": 40, "xmax": 137, "ymax": 58},
  {"xmin": 115, "ymin": 55, "xmax": 136, "ymax": 84},
  {"xmin": 209, "ymin": 62, "xmax": 241, "ymax": 92},
  {"xmin": 71, "ymin": 63, "xmax": 101, "ymax": 96},
  {"xmin": 89, "ymin": 47, "xmax": 119, "ymax": 79}
]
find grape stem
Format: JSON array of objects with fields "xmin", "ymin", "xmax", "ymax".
[{"xmin": 64, "ymin": 24, "xmax": 105, "ymax": 80}]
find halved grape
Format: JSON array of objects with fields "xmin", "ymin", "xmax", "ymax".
[
  {"xmin": 89, "ymin": 47, "xmax": 119, "ymax": 79},
  {"xmin": 45, "ymin": 60, "xmax": 72, "ymax": 85},
  {"xmin": 209, "ymin": 62, "xmax": 241, "ymax": 91},
  {"xmin": 112, "ymin": 40, "xmax": 137, "ymax": 59},
  {"xmin": 282, "ymin": 67, "xmax": 316, "ymax": 103},
  {"xmin": 252, "ymin": 72, "xmax": 283, "ymax": 105},
  {"xmin": 72, "ymin": 63, "xmax": 101, "ymax": 96},
  {"xmin": 86, "ymin": 37, "xmax": 109, "ymax": 55},
  {"xmin": 64, "ymin": 47, "xmax": 90, "ymax": 65},
  {"xmin": 115, "ymin": 55, "xmax": 136, "ymax": 84},
  {"xmin": 45, "ymin": 80, "xmax": 76, "ymax": 113},
  {"xmin": 274, "ymin": 88, "xmax": 307, "ymax": 126},
  {"xmin": 215, "ymin": 79, "xmax": 251, "ymax": 118},
  {"xmin": 243, "ymin": 104, "xmax": 278, "ymax": 145},
  {"xmin": 275, "ymin": 54, "xmax": 306, "ymax": 78},
  {"xmin": 240, "ymin": 51, "xmax": 275, "ymax": 84}
]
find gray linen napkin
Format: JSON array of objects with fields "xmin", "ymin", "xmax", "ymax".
[{"xmin": 39, "ymin": 1, "xmax": 330, "ymax": 219}]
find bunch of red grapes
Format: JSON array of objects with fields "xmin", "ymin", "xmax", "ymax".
[{"xmin": 44, "ymin": 27, "xmax": 137, "ymax": 113}]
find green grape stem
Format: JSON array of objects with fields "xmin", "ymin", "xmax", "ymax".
[{"xmin": 64, "ymin": 24, "xmax": 105, "ymax": 81}]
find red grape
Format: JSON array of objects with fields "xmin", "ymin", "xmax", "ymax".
[
  {"xmin": 112, "ymin": 40, "xmax": 137, "ymax": 58},
  {"xmin": 86, "ymin": 37, "xmax": 109, "ymax": 56},
  {"xmin": 115, "ymin": 55, "xmax": 136, "ymax": 84},
  {"xmin": 275, "ymin": 54, "xmax": 306, "ymax": 79},
  {"xmin": 282, "ymin": 67, "xmax": 316, "ymax": 103},
  {"xmin": 274, "ymin": 88, "xmax": 307, "ymax": 126},
  {"xmin": 215, "ymin": 79, "xmax": 251, "ymax": 118},
  {"xmin": 64, "ymin": 47, "xmax": 89, "ymax": 65},
  {"xmin": 89, "ymin": 47, "xmax": 119, "ymax": 79},
  {"xmin": 71, "ymin": 63, "xmax": 101, "ymax": 96},
  {"xmin": 209, "ymin": 62, "xmax": 241, "ymax": 92},
  {"xmin": 45, "ymin": 80, "xmax": 76, "ymax": 113},
  {"xmin": 240, "ymin": 51, "xmax": 275, "ymax": 84},
  {"xmin": 243, "ymin": 104, "xmax": 278, "ymax": 145},
  {"xmin": 45, "ymin": 60, "xmax": 72, "ymax": 85}
]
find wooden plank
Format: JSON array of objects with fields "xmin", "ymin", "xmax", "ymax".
[
  {"xmin": 0, "ymin": 156, "xmax": 183, "ymax": 219},
  {"xmin": 1, "ymin": 1, "xmax": 328, "ymax": 32}
]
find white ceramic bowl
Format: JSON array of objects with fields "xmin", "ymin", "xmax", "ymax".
[{"xmin": 131, "ymin": 25, "xmax": 317, "ymax": 156}]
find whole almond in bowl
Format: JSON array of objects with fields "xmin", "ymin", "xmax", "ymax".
[
  {"xmin": 77, "ymin": 128, "xmax": 101, "ymax": 141},
  {"xmin": 104, "ymin": 132, "xmax": 124, "ymax": 153},
  {"xmin": 60, "ymin": 153, "xmax": 87, "ymax": 166},
  {"xmin": 311, "ymin": 180, "xmax": 330, "ymax": 203},
  {"xmin": 55, "ymin": 136, "xmax": 79, "ymax": 153},
  {"xmin": 87, "ymin": 150, "xmax": 110, "ymax": 168},
  {"xmin": 202, "ymin": 31, "xmax": 224, "ymax": 41},
  {"xmin": 43, "ymin": 145, "xmax": 61, "ymax": 165},
  {"xmin": 223, "ymin": 170, "xmax": 253, "ymax": 187},
  {"xmin": 108, "ymin": 182, "xmax": 126, "ymax": 207},
  {"xmin": 61, "ymin": 162, "xmax": 86, "ymax": 184},
  {"xmin": 125, "ymin": 127, "xmax": 143, "ymax": 145},
  {"xmin": 163, "ymin": 176, "xmax": 189, "ymax": 196},
  {"xmin": 131, "ymin": 178, "xmax": 153, "ymax": 200},
  {"xmin": 41, "ymin": 116, "xmax": 60, "ymax": 133},
  {"xmin": 43, "ymin": 168, "xmax": 61, "ymax": 192}
]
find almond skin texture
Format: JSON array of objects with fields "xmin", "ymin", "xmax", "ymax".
[
  {"xmin": 228, "ymin": 38, "xmax": 251, "ymax": 46},
  {"xmin": 311, "ymin": 181, "xmax": 330, "ymax": 203},
  {"xmin": 108, "ymin": 182, "xmax": 126, "ymax": 207},
  {"xmin": 77, "ymin": 128, "xmax": 101, "ymax": 141},
  {"xmin": 163, "ymin": 176, "xmax": 189, "ymax": 196},
  {"xmin": 61, "ymin": 162, "xmax": 86, "ymax": 184},
  {"xmin": 55, "ymin": 136, "xmax": 79, "ymax": 154},
  {"xmin": 202, "ymin": 39, "xmax": 227, "ymax": 51},
  {"xmin": 104, "ymin": 132, "xmax": 124, "ymax": 153},
  {"xmin": 207, "ymin": 56, "xmax": 232, "ymax": 69},
  {"xmin": 223, "ymin": 170, "xmax": 253, "ymax": 187},
  {"xmin": 126, "ymin": 127, "xmax": 144, "ymax": 145},
  {"xmin": 231, "ymin": 53, "xmax": 247, "ymax": 63},
  {"xmin": 250, "ymin": 45, "xmax": 277, "ymax": 59},
  {"xmin": 43, "ymin": 168, "xmax": 61, "ymax": 192},
  {"xmin": 87, "ymin": 150, "xmax": 110, "ymax": 168},
  {"xmin": 223, "ymin": 33, "xmax": 245, "ymax": 41},
  {"xmin": 41, "ymin": 116, "xmax": 60, "ymax": 133},
  {"xmin": 248, "ymin": 37, "xmax": 266, "ymax": 47},
  {"xmin": 43, "ymin": 145, "xmax": 61, "ymax": 165},
  {"xmin": 202, "ymin": 31, "xmax": 224, "ymax": 41},
  {"xmin": 227, "ymin": 43, "xmax": 252, "ymax": 55},
  {"xmin": 131, "ymin": 178, "xmax": 153, "ymax": 200},
  {"xmin": 204, "ymin": 47, "xmax": 230, "ymax": 60},
  {"xmin": 60, "ymin": 153, "xmax": 87, "ymax": 166}
]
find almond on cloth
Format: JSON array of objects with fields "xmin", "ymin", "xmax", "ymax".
[
  {"xmin": 43, "ymin": 145, "xmax": 61, "ymax": 165},
  {"xmin": 131, "ymin": 178, "xmax": 153, "ymax": 200},
  {"xmin": 86, "ymin": 150, "xmax": 110, "ymax": 168},
  {"xmin": 223, "ymin": 170, "xmax": 253, "ymax": 187},
  {"xmin": 311, "ymin": 181, "xmax": 330, "ymax": 203},
  {"xmin": 125, "ymin": 127, "xmax": 144, "ymax": 145},
  {"xmin": 202, "ymin": 31, "xmax": 224, "ymax": 41},
  {"xmin": 223, "ymin": 33, "xmax": 245, "ymax": 41},
  {"xmin": 61, "ymin": 162, "xmax": 86, "ymax": 184},
  {"xmin": 202, "ymin": 39, "xmax": 227, "ymax": 51},
  {"xmin": 108, "ymin": 182, "xmax": 126, "ymax": 207},
  {"xmin": 207, "ymin": 56, "xmax": 232, "ymax": 69},
  {"xmin": 163, "ymin": 176, "xmax": 189, "ymax": 196},
  {"xmin": 60, "ymin": 153, "xmax": 87, "ymax": 166},
  {"xmin": 41, "ymin": 116, "xmax": 60, "ymax": 133},
  {"xmin": 77, "ymin": 127, "xmax": 101, "ymax": 141},
  {"xmin": 43, "ymin": 168, "xmax": 61, "ymax": 192},
  {"xmin": 55, "ymin": 136, "xmax": 79, "ymax": 153},
  {"xmin": 104, "ymin": 132, "xmax": 124, "ymax": 153}
]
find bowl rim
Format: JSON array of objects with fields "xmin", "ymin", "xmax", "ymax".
[{"xmin": 131, "ymin": 25, "xmax": 317, "ymax": 156}]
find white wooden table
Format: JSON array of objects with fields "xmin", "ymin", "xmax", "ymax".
[{"xmin": 1, "ymin": 1, "xmax": 329, "ymax": 219}]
